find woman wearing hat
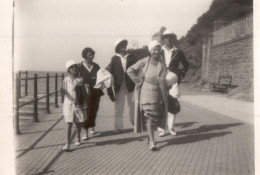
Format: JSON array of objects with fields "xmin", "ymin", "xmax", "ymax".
[
  {"xmin": 78, "ymin": 47, "xmax": 104, "ymax": 139},
  {"xmin": 127, "ymin": 40, "xmax": 168, "ymax": 151},
  {"xmin": 106, "ymin": 39, "xmax": 138, "ymax": 133}
]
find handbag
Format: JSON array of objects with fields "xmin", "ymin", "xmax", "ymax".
[{"xmin": 168, "ymin": 95, "xmax": 180, "ymax": 114}]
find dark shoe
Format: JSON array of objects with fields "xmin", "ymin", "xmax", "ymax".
[{"xmin": 149, "ymin": 142, "xmax": 157, "ymax": 151}]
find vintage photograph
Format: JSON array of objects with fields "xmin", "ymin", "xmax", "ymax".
[{"xmin": 10, "ymin": 0, "xmax": 255, "ymax": 174}]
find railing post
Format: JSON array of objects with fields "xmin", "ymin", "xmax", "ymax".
[
  {"xmin": 33, "ymin": 74, "xmax": 39, "ymax": 122},
  {"xmin": 14, "ymin": 74, "xmax": 21, "ymax": 135},
  {"xmin": 61, "ymin": 73, "xmax": 64, "ymax": 103},
  {"xmin": 46, "ymin": 73, "xmax": 51, "ymax": 114},
  {"xmin": 25, "ymin": 71, "xmax": 28, "ymax": 96},
  {"xmin": 19, "ymin": 71, "xmax": 21, "ymax": 98},
  {"xmin": 55, "ymin": 73, "xmax": 59, "ymax": 108}
]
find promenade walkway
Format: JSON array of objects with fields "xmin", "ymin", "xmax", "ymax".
[{"xmin": 14, "ymin": 90, "xmax": 254, "ymax": 175}]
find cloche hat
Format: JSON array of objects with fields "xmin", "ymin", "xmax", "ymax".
[
  {"xmin": 65, "ymin": 60, "xmax": 77, "ymax": 70},
  {"xmin": 148, "ymin": 40, "xmax": 161, "ymax": 52}
]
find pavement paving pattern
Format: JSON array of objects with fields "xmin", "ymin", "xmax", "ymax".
[{"xmin": 15, "ymin": 97, "xmax": 254, "ymax": 175}]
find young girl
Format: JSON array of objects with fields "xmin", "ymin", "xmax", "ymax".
[{"xmin": 62, "ymin": 60, "xmax": 88, "ymax": 151}]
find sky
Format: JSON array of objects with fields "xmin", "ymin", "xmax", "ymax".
[{"xmin": 14, "ymin": 0, "xmax": 214, "ymax": 72}]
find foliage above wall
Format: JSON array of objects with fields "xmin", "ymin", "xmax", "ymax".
[
  {"xmin": 152, "ymin": 0, "xmax": 253, "ymax": 83},
  {"xmin": 180, "ymin": 0, "xmax": 253, "ymax": 66}
]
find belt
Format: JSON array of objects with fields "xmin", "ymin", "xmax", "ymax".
[{"xmin": 143, "ymin": 79, "xmax": 159, "ymax": 86}]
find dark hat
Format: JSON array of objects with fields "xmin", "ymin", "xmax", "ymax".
[{"xmin": 114, "ymin": 39, "xmax": 128, "ymax": 53}]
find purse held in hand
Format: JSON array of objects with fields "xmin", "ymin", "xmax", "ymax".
[{"xmin": 168, "ymin": 95, "xmax": 180, "ymax": 114}]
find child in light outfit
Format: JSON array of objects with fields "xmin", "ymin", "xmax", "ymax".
[{"xmin": 62, "ymin": 60, "xmax": 88, "ymax": 151}]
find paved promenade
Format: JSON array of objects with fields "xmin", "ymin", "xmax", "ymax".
[{"xmin": 14, "ymin": 92, "xmax": 254, "ymax": 175}]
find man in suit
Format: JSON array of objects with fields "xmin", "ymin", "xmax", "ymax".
[
  {"xmin": 106, "ymin": 39, "xmax": 138, "ymax": 133},
  {"xmin": 158, "ymin": 29, "xmax": 189, "ymax": 137}
]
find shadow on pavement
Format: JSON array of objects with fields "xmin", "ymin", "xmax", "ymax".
[
  {"xmin": 177, "ymin": 123, "xmax": 243, "ymax": 135},
  {"xmin": 16, "ymin": 116, "xmax": 68, "ymax": 159},
  {"xmin": 157, "ymin": 131, "xmax": 232, "ymax": 149},
  {"xmin": 95, "ymin": 135, "xmax": 147, "ymax": 146},
  {"xmin": 30, "ymin": 170, "xmax": 55, "ymax": 175},
  {"xmin": 94, "ymin": 128, "xmax": 133, "ymax": 138},
  {"xmin": 175, "ymin": 122, "xmax": 198, "ymax": 128},
  {"xmin": 20, "ymin": 128, "xmax": 64, "ymax": 135},
  {"xmin": 16, "ymin": 143, "xmax": 65, "ymax": 152}
]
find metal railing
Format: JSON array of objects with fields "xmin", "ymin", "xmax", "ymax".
[
  {"xmin": 14, "ymin": 72, "xmax": 65, "ymax": 135},
  {"xmin": 18, "ymin": 71, "xmax": 28, "ymax": 98}
]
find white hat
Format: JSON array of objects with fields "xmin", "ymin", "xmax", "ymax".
[
  {"xmin": 148, "ymin": 40, "xmax": 161, "ymax": 52},
  {"xmin": 114, "ymin": 39, "xmax": 128, "ymax": 53},
  {"xmin": 163, "ymin": 29, "xmax": 175, "ymax": 36},
  {"xmin": 166, "ymin": 71, "xmax": 178, "ymax": 87},
  {"xmin": 65, "ymin": 60, "xmax": 77, "ymax": 70}
]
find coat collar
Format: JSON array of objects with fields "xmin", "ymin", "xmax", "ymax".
[{"xmin": 161, "ymin": 47, "xmax": 178, "ymax": 62}]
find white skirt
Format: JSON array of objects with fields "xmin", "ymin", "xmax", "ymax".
[{"xmin": 63, "ymin": 98, "xmax": 87, "ymax": 123}]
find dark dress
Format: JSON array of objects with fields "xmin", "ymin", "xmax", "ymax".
[{"xmin": 78, "ymin": 62, "xmax": 104, "ymax": 129}]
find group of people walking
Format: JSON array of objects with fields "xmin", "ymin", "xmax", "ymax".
[{"xmin": 62, "ymin": 29, "xmax": 189, "ymax": 151}]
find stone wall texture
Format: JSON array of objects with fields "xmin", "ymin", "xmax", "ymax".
[
  {"xmin": 209, "ymin": 35, "xmax": 253, "ymax": 88},
  {"xmin": 201, "ymin": 16, "xmax": 253, "ymax": 89}
]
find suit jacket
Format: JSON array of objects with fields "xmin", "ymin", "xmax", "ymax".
[
  {"xmin": 161, "ymin": 48, "xmax": 189, "ymax": 84},
  {"xmin": 106, "ymin": 54, "xmax": 138, "ymax": 94},
  {"xmin": 126, "ymin": 56, "xmax": 168, "ymax": 133}
]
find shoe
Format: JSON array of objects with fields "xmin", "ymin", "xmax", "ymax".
[
  {"xmin": 74, "ymin": 139, "xmax": 81, "ymax": 146},
  {"xmin": 169, "ymin": 129, "xmax": 177, "ymax": 136},
  {"xmin": 62, "ymin": 144, "xmax": 70, "ymax": 151},
  {"xmin": 149, "ymin": 142, "xmax": 157, "ymax": 151},
  {"xmin": 158, "ymin": 132, "xmax": 166, "ymax": 137},
  {"xmin": 89, "ymin": 128, "xmax": 96, "ymax": 135},
  {"xmin": 82, "ymin": 135, "xmax": 88, "ymax": 140}
]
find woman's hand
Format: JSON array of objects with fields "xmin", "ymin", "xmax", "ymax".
[{"xmin": 132, "ymin": 77, "xmax": 143, "ymax": 86}]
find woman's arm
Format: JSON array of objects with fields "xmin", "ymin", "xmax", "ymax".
[{"xmin": 126, "ymin": 60, "xmax": 143, "ymax": 86}]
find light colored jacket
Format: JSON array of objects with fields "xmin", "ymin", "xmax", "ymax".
[{"xmin": 127, "ymin": 56, "xmax": 168, "ymax": 133}]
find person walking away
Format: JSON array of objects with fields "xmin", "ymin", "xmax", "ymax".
[
  {"xmin": 62, "ymin": 60, "xmax": 88, "ymax": 151},
  {"xmin": 158, "ymin": 29, "xmax": 189, "ymax": 137},
  {"xmin": 106, "ymin": 39, "xmax": 138, "ymax": 133},
  {"xmin": 127, "ymin": 40, "xmax": 168, "ymax": 151},
  {"xmin": 79, "ymin": 47, "xmax": 104, "ymax": 140}
]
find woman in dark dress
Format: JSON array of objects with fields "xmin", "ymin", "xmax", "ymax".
[{"xmin": 79, "ymin": 47, "xmax": 104, "ymax": 140}]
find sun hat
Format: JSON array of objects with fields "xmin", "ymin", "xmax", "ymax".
[
  {"xmin": 114, "ymin": 39, "xmax": 128, "ymax": 53},
  {"xmin": 148, "ymin": 40, "xmax": 161, "ymax": 52},
  {"xmin": 65, "ymin": 60, "xmax": 77, "ymax": 70},
  {"xmin": 163, "ymin": 29, "xmax": 176, "ymax": 36}
]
